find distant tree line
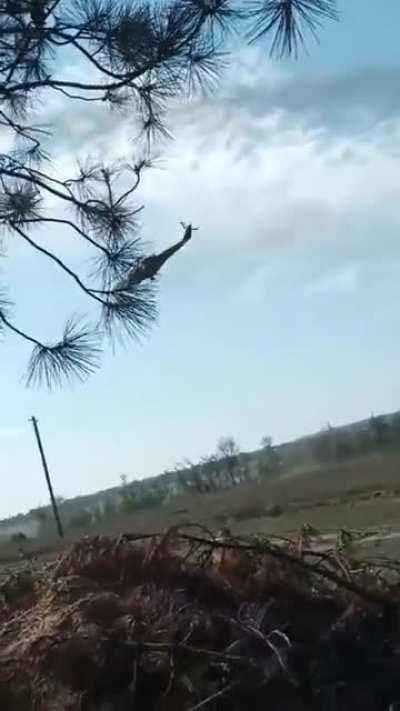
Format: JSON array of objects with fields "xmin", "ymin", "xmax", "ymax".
[
  {"xmin": 309, "ymin": 414, "xmax": 400, "ymax": 464},
  {"xmin": 29, "ymin": 433, "xmax": 281, "ymax": 535},
  {"xmin": 26, "ymin": 413, "xmax": 400, "ymax": 538}
]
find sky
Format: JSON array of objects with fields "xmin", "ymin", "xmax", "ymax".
[{"xmin": 2, "ymin": 0, "xmax": 400, "ymax": 518}]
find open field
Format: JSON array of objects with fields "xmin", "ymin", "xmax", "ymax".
[
  {"xmin": 2, "ymin": 450, "xmax": 400, "ymax": 708},
  {"xmin": 1, "ymin": 449, "xmax": 400, "ymax": 572}
]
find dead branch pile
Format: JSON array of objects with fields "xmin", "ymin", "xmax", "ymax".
[{"xmin": 0, "ymin": 527, "xmax": 400, "ymax": 710}]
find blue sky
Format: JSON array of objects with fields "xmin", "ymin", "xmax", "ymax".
[{"xmin": 2, "ymin": 1, "xmax": 400, "ymax": 518}]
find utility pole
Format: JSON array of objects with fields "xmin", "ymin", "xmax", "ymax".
[{"xmin": 30, "ymin": 416, "xmax": 64, "ymax": 538}]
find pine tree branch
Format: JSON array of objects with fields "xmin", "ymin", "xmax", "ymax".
[
  {"xmin": 247, "ymin": 0, "xmax": 338, "ymax": 55},
  {"xmin": 21, "ymin": 217, "xmax": 110, "ymax": 255},
  {"xmin": 25, "ymin": 318, "xmax": 102, "ymax": 388},
  {"xmin": 0, "ymin": 166, "xmax": 82, "ymax": 208},
  {"xmin": 0, "ymin": 309, "xmax": 101, "ymax": 388},
  {"xmin": 56, "ymin": 31, "xmax": 129, "ymax": 81},
  {"xmin": 0, "ymin": 0, "xmax": 340, "ymax": 387},
  {"xmin": 0, "ymin": 310, "xmax": 43, "ymax": 348},
  {"xmin": 0, "ymin": 164, "xmax": 116, "ymax": 220},
  {"xmin": 0, "ymin": 109, "xmax": 51, "ymax": 144},
  {"xmin": 10, "ymin": 223, "xmax": 106, "ymax": 305},
  {"xmin": 50, "ymin": 84, "xmax": 106, "ymax": 102},
  {"xmin": 0, "ymin": 2, "xmax": 227, "ymax": 101}
]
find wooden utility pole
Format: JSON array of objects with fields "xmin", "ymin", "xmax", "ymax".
[{"xmin": 30, "ymin": 416, "xmax": 64, "ymax": 538}]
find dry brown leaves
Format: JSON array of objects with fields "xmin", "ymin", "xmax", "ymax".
[{"xmin": 0, "ymin": 530, "xmax": 399, "ymax": 710}]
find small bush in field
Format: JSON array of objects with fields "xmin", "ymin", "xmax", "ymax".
[
  {"xmin": 69, "ymin": 510, "xmax": 92, "ymax": 529},
  {"xmin": 10, "ymin": 532, "xmax": 28, "ymax": 544},
  {"xmin": 265, "ymin": 504, "xmax": 284, "ymax": 518},
  {"xmin": 119, "ymin": 493, "xmax": 140, "ymax": 515},
  {"xmin": 232, "ymin": 504, "xmax": 266, "ymax": 522}
]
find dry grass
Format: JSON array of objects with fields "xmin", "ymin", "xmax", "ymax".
[{"xmin": 1, "ymin": 531, "xmax": 400, "ymax": 710}]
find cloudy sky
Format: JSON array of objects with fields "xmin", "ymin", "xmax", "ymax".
[{"xmin": 2, "ymin": 0, "xmax": 400, "ymax": 519}]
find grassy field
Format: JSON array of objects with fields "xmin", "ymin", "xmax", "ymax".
[{"xmin": 1, "ymin": 448, "xmax": 400, "ymax": 571}]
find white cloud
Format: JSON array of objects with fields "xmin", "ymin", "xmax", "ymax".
[
  {"xmin": 306, "ymin": 264, "xmax": 360, "ymax": 296},
  {"xmin": 11, "ymin": 51, "xmax": 400, "ymax": 296},
  {"xmin": 135, "ymin": 106, "xmax": 400, "ymax": 273}
]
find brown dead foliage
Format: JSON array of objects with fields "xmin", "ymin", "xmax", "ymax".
[{"xmin": 0, "ymin": 529, "xmax": 400, "ymax": 710}]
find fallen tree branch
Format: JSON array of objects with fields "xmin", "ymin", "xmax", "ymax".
[{"xmin": 122, "ymin": 530, "xmax": 395, "ymax": 607}]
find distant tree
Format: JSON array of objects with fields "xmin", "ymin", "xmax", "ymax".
[
  {"xmin": 118, "ymin": 474, "xmax": 141, "ymax": 513},
  {"xmin": 118, "ymin": 490, "xmax": 139, "ymax": 514},
  {"xmin": 259, "ymin": 435, "xmax": 280, "ymax": 476},
  {"xmin": 161, "ymin": 468, "xmax": 182, "ymax": 498},
  {"xmin": 176, "ymin": 471, "xmax": 190, "ymax": 494},
  {"xmin": 30, "ymin": 504, "xmax": 56, "ymax": 536},
  {"xmin": 180, "ymin": 458, "xmax": 206, "ymax": 494},
  {"xmin": 168, "ymin": 465, "xmax": 190, "ymax": 496},
  {"xmin": 199, "ymin": 455, "xmax": 219, "ymax": 490},
  {"xmin": 258, "ymin": 462, "xmax": 270, "ymax": 479},
  {"xmin": 369, "ymin": 414, "xmax": 390, "ymax": 448},
  {"xmin": 391, "ymin": 412, "xmax": 400, "ymax": 444},
  {"xmin": 311, "ymin": 425, "xmax": 337, "ymax": 462},
  {"xmin": 333, "ymin": 432, "xmax": 354, "ymax": 460},
  {"xmin": 139, "ymin": 486, "xmax": 165, "ymax": 509},
  {"xmin": 260, "ymin": 436, "xmax": 273, "ymax": 450},
  {"xmin": 354, "ymin": 428, "xmax": 374, "ymax": 456},
  {"xmin": 69, "ymin": 509, "xmax": 92, "ymax": 529},
  {"xmin": 92, "ymin": 505, "xmax": 104, "ymax": 524},
  {"xmin": 176, "ymin": 458, "xmax": 200, "ymax": 493},
  {"xmin": 217, "ymin": 436, "xmax": 240, "ymax": 458},
  {"xmin": 236, "ymin": 454, "xmax": 252, "ymax": 482},
  {"xmin": 31, "ymin": 505, "xmax": 48, "ymax": 524},
  {"xmin": 103, "ymin": 497, "xmax": 117, "ymax": 519},
  {"xmin": 216, "ymin": 436, "xmax": 240, "ymax": 486},
  {"xmin": 120, "ymin": 474, "xmax": 129, "ymax": 488}
]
